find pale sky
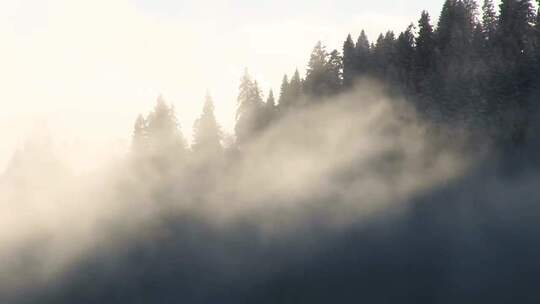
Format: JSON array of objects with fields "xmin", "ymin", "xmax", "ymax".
[{"xmin": 0, "ymin": 0, "xmax": 447, "ymax": 171}]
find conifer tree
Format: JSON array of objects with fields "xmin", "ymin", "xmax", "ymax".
[
  {"xmin": 305, "ymin": 42, "xmax": 343, "ymax": 98},
  {"xmin": 235, "ymin": 69, "xmax": 264, "ymax": 146},
  {"xmin": 192, "ymin": 94, "xmax": 222, "ymax": 155},
  {"xmin": 355, "ymin": 30, "xmax": 371, "ymax": 75},
  {"xmin": 278, "ymin": 74, "xmax": 290, "ymax": 107},
  {"xmin": 131, "ymin": 114, "xmax": 148, "ymax": 155},
  {"xmin": 482, "ymin": 0, "xmax": 498, "ymax": 41},
  {"xmin": 288, "ymin": 69, "xmax": 304, "ymax": 105},
  {"xmin": 266, "ymin": 89, "xmax": 276, "ymax": 108},
  {"xmin": 498, "ymin": 0, "xmax": 535, "ymax": 59},
  {"xmin": 371, "ymin": 31, "xmax": 396, "ymax": 80},
  {"xmin": 261, "ymin": 89, "xmax": 278, "ymax": 129},
  {"xmin": 437, "ymin": 0, "xmax": 477, "ymax": 59},
  {"xmin": 416, "ymin": 11, "xmax": 436, "ymax": 82},
  {"xmin": 343, "ymin": 34, "xmax": 356, "ymax": 87},
  {"xmin": 304, "ymin": 41, "xmax": 329, "ymax": 97},
  {"xmin": 327, "ymin": 49, "xmax": 343, "ymax": 93},
  {"xmin": 395, "ymin": 24, "xmax": 416, "ymax": 90},
  {"xmin": 146, "ymin": 95, "xmax": 186, "ymax": 154}
]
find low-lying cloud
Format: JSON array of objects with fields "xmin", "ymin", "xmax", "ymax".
[{"xmin": 1, "ymin": 82, "xmax": 520, "ymax": 303}]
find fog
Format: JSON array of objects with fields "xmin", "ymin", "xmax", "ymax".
[
  {"xmin": 0, "ymin": 81, "xmax": 498, "ymax": 303},
  {"xmin": 5, "ymin": 0, "xmax": 540, "ymax": 302},
  {"xmin": 0, "ymin": 0, "xmax": 449, "ymax": 172}
]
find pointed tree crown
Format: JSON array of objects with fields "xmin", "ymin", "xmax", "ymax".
[
  {"xmin": 193, "ymin": 93, "xmax": 222, "ymax": 154},
  {"xmin": 266, "ymin": 89, "xmax": 276, "ymax": 107}
]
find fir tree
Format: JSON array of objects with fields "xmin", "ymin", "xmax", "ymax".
[
  {"xmin": 235, "ymin": 69, "xmax": 264, "ymax": 146},
  {"xmin": 305, "ymin": 41, "xmax": 329, "ymax": 97},
  {"xmin": 131, "ymin": 114, "xmax": 148, "ymax": 155},
  {"xmin": 266, "ymin": 89, "xmax": 276, "ymax": 108},
  {"xmin": 482, "ymin": 0, "xmax": 498, "ymax": 40},
  {"xmin": 395, "ymin": 24, "xmax": 416, "ymax": 91},
  {"xmin": 342, "ymin": 34, "xmax": 356, "ymax": 87},
  {"xmin": 498, "ymin": 0, "xmax": 535, "ymax": 59},
  {"xmin": 278, "ymin": 74, "xmax": 290, "ymax": 107},
  {"xmin": 355, "ymin": 30, "xmax": 371, "ymax": 75},
  {"xmin": 146, "ymin": 95, "xmax": 186, "ymax": 156},
  {"xmin": 327, "ymin": 49, "xmax": 343, "ymax": 93},
  {"xmin": 416, "ymin": 11, "xmax": 436, "ymax": 82},
  {"xmin": 374, "ymin": 31, "xmax": 397, "ymax": 80},
  {"xmin": 261, "ymin": 89, "xmax": 278, "ymax": 129},
  {"xmin": 288, "ymin": 69, "xmax": 304, "ymax": 106},
  {"xmin": 192, "ymin": 93, "xmax": 222, "ymax": 155}
]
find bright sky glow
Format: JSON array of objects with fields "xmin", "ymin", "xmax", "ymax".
[{"xmin": 0, "ymin": 0, "xmax": 448, "ymax": 170}]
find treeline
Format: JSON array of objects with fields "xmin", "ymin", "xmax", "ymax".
[{"xmin": 132, "ymin": 0, "xmax": 540, "ymax": 161}]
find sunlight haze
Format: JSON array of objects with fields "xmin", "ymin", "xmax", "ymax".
[{"xmin": 0, "ymin": 0, "xmax": 445, "ymax": 171}]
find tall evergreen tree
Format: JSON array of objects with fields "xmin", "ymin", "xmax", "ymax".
[
  {"xmin": 260, "ymin": 89, "xmax": 278, "ymax": 129},
  {"xmin": 437, "ymin": 0, "xmax": 457, "ymax": 53},
  {"xmin": 498, "ymin": 0, "xmax": 535, "ymax": 59},
  {"xmin": 416, "ymin": 11, "xmax": 436, "ymax": 87},
  {"xmin": 146, "ymin": 95, "xmax": 186, "ymax": 162},
  {"xmin": 192, "ymin": 94, "xmax": 222, "ymax": 155},
  {"xmin": 288, "ymin": 69, "xmax": 304, "ymax": 106},
  {"xmin": 278, "ymin": 74, "xmax": 290, "ymax": 107},
  {"xmin": 235, "ymin": 69, "xmax": 264, "ymax": 146},
  {"xmin": 494, "ymin": 0, "xmax": 535, "ymax": 144},
  {"xmin": 266, "ymin": 89, "xmax": 276, "ymax": 108},
  {"xmin": 343, "ymin": 34, "xmax": 356, "ymax": 87},
  {"xmin": 472, "ymin": 21, "xmax": 487, "ymax": 54},
  {"xmin": 304, "ymin": 41, "xmax": 330, "ymax": 97},
  {"xmin": 437, "ymin": 0, "xmax": 477, "ymax": 59},
  {"xmin": 305, "ymin": 42, "xmax": 343, "ymax": 98},
  {"xmin": 327, "ymin": 49, "xmax": 343, "ymax": 93},
  {"xmin": 482, "ymin": 0, "xmax": 498, "ymax": 41},
  {"xmin": 372, "ymin": 31, "xmax": 396, "ymax": 79},
  {"xmin": 131, "ymin": 114, "xmax": 148, "ymax": 155},
  {"xmin": 395, "ymin": 24, "xmax": 416, "ymax": 91},
  {"xmin": 355, "ymin": 30, "xmax": 371, "ymax": 75}
]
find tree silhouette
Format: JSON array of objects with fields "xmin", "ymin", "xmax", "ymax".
[
  {"xmin": 278, "ymin": 74, "xmax": 290, "ymax": 108},
  {"xmin": 355, "ymin": 30, "xmax": 371, "ymax": 76},
  {"xmin": 192, "ymin": 93, "xmax": 222, "ymax": 155},
  {"xmin": 235, "ymin": 69, "xmax": 264, "ymax": 146},
  {"xmin": 131, "ymin": 114, "xmax": 148, "ymax": 156},
  {"xmin": 342, "ymin": 34, "xmax": 356, "ymax": 87},
  {"xmin": 145, "ymin": 95, "xmax": 186, "ymax": 164}
]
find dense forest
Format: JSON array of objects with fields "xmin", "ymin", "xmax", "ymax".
[{"xmin": 4, "ymin": 0, "xmax": 540, "ymax": 303}]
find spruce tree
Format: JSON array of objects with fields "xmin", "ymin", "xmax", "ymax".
[
  {"xmin": 496, "ymin": 0, "xmax": 535, "ymax": 144},
  {"xmin": 395, "ymin": 24, "xmax": 416, "ymax": 91},
  {"xmin": 437, "ymin": 0, "xmax": 456, "ymax": 54},
  {"xmin": 192, "ymin": 94, "xmax": 222, "ymax": 155},
  {"xmin": 146, "ymin": 95, "xmax": 186, "ymax": 163},
  {"xmin": 416, "ymin": 11, "xmax": 436, "ymax": 80},
  {"xmin": 266, "ymin": 89, "xmax": 276, "ymax": 108},
  {"xmin": 261, "ymin": 89, "xmax": 278, "ymax": 129},
  {"xmin": 372, "ymin": 31, "xmax": 396, "ymax": 80},
  {"xmin": 327, "ymin": 49, "xmax": 343, "ymax": 93},
  {"xmin": 355, "ymin": 30, "xmax": 371, "ymax": 75},
  {"xmin": 343, "ymin": 34, "xmax": 356, "ymax": 87},
  {"xmin": 498, "ymin": 0, "xmax": 535, "ymax": 59},
  {"xmin": 305, "ymin": 41, "xmax": 330, "ymax": 97},
  {"xmin": 482, "ymin": 0, "xmax": 498, "ymax": 41},
  {"xmin": 235, "ymin": 69, "xmax": 264, "ymax": 145},
  {"xmin": 131, "ymin": 114, "xmax": 148, "ymax": 155},
  {"xmin": 278, "ymin": 74, "xmax": 290, "ymax": 107},
  {"xmin": 288, "ymin": 69, "xmax": 304, "ymax": 106}
]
